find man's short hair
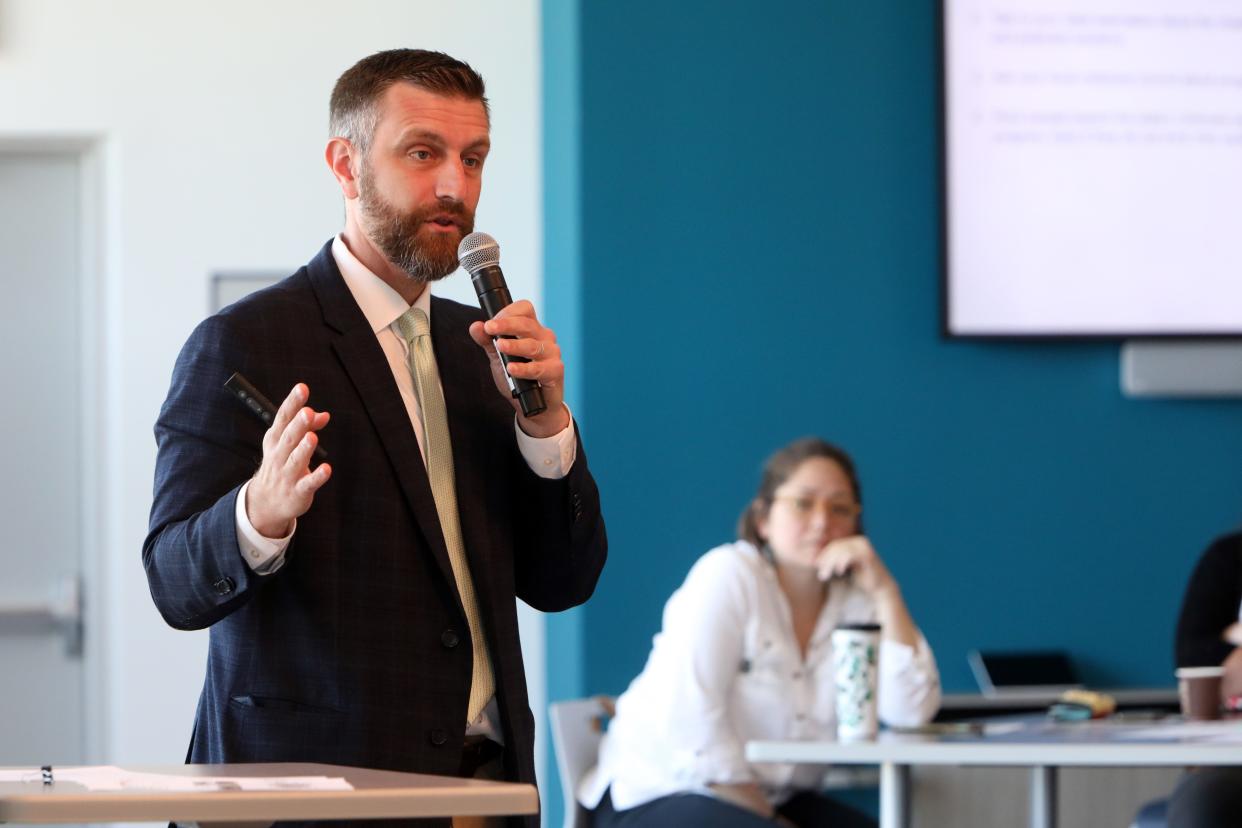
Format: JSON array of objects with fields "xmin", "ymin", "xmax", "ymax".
[{"xmin": 329, "ymin": 49, "xmax": 488, "ymax": 156}]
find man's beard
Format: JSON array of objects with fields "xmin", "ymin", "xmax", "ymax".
[{"xmin": 357, "ymin": 165, "xmax": 475, "ymax": 283}]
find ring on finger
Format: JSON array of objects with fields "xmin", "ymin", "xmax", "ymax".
[{"xmin": 536, "ymin": 340, "xmax": 545, "ymax": 358}]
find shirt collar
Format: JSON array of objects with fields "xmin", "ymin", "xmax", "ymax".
[{"xmin": 331, "ymin": 234, "xmax": 431, "ymax": 334}]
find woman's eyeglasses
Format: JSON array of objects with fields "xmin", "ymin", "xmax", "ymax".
[{"xmin": 771, "ymin": 495, "xmax": 860, "ymax": 522}]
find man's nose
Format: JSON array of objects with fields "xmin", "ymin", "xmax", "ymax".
[{"xmin": 435, "ymin": 160, "xmax": 467, "ymax": 201}]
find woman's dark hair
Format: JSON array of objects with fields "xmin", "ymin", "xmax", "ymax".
[{"xmin": 737, "ymin": 437, "xmax": 863, "ymax": 547}]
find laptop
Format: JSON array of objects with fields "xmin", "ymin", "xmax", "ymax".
[{"xmin": 968, "ymin": 650, "xmax": 1081, "ymax": 697}]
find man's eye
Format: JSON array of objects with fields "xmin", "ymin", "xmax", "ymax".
[
  {"xmin": 463, "ymin": 157, "xmax": 481, "ymax": 169},
  {"xmin": 793, "ymin": 498, "xmax": 814, "ymax": 513},
  {"xmin": 411, "ymin": 149, "xmax": 431, "ymax": 160}
]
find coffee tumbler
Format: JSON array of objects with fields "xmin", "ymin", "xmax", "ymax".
[{"xmin": 832, "ymin": 622, "xmax": 882, "ymax": 741}]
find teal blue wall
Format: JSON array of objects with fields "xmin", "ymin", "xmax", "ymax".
[
  {"xmin": 541, "ymin": 0, "xmax": 584, "ymax": 700},
  {"xmin": 544, "ymin": 0, "xmax": 1242, "ymax": 823},
  {"xmin": 542, "ymin": 0, "xmax": 585, "ymax": 822}
]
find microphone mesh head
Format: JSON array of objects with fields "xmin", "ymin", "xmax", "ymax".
[{"xmin": 458, "ymin": 232, "xmax": 500, "ymax": 274}]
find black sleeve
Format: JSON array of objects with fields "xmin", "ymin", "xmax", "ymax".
[
  {"xmin": 1175, "ymin": 533, "xmax": 1242, "ymax": 668},
  {"xmin": 511, "ymin": 428, "xmax": 607, "ymax": 612}
]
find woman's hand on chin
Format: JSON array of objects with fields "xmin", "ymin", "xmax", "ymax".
[{"xmin": 814, "ymin": 535, "xmax": 896, "ymax": 596}]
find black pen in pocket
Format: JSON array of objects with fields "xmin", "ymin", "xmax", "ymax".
[{"xmin": 224, "ymin": 372, "xmax": 328, "ymax": 462}]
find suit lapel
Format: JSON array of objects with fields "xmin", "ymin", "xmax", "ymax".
[{"xmin": 306, "ymin": 244, "xmax": 463, "ymax": 604}]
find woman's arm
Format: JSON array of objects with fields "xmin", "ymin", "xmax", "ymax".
[
  {"xmin": 815, "ymin": 535, "xmax": 916, "ymax": 646},
  {"xmin": 816, "ymin": 535, "xmax": 941, "ymax": 725},
  {"xmin": 873, "ymin": 583, "xmax": 918, "ymax": 648}
]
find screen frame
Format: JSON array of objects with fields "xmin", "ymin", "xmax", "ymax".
[{"xmin": 937, "ymin": 0, "xmax": 1242, "ymax": 341}]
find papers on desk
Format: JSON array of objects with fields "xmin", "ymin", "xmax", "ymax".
[
  {"xmin": 1114, "ymin": 720, "xmax": 1242, "ymax": 743},
  {"xmin": 981, "ymin": 721, "xmax": 1028, "ymax": 736},
  {"xmin": 0, "ymin": 766, "xmax": 354, "ymax": 792}
]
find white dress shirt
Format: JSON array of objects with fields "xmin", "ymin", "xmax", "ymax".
[
  {"xmin": 579, "ymin": 540, "xmax": 941, "ymax": 812},
  {"xmin": 233, "ymin": 234, "xmax": 577, "ymax": 741}
]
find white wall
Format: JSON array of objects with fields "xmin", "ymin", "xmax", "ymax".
[{"xmin": 0, "ymin": 0, "xmax": 546, "ymax": 803}]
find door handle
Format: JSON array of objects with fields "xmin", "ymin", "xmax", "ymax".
[{"xmin": 0, "ymin": 574, "xmax": 83, "ymax": 657}]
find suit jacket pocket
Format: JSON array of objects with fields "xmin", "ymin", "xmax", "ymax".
[
  {"xmin": 229, "ymin": 694, "xmax": 343, "ymax": 715},
  {"xmin": 225, "ymin": 694, "xmax": 350, "ymax": 764}
]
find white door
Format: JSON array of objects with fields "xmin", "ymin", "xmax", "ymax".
[{"xmin": 0, "ymin": 151, "xmax": 86, "ymax": 768}]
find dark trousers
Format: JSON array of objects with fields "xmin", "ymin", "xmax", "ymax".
[
  {"xmin": 593, "ymin": 788, "xmax": 876, "ymax": 828},
  {"xmin": 1167, "ymin": 767, "xmax": 1242, "ymax": 828}
]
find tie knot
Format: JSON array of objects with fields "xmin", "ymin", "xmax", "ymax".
[{"xmin": 396, "ymin": 306, "xmax": 430, "ymax": 346}]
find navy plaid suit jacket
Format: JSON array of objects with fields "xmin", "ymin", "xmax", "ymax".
[{"xmin": 143, "ymin": 241, "xmax": 606, "ymax": 826}]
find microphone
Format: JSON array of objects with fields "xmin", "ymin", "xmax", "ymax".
[{"xmin": 457, "ymin": 232, "xmax": 547, "ymax": 418}]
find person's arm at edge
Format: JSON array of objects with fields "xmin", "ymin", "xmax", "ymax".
[{"xmin": 1175, "ymin": 534, "xmax": 1242, "ymax": 669}]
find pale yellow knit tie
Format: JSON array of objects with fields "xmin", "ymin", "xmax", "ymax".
[{"xmin": 396, "ymin": 307, "xmax": 495, "ymax": 724}]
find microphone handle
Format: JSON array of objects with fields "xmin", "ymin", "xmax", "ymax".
[{"xmin": 470, "ymin": 265, "xmax": 547, "ymax": 417}]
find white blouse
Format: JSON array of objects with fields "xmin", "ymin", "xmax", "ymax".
[{"xmin": 579, "ymin": 540, "xmax": 940, "ymax": 812}]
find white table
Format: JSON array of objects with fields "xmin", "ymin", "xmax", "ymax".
[
  {"xmin": 0, "ymin": 762, "xmax": 538, "ymax": 825},
  {"xmin": 747, "ymin": 717, "xmax": 1242, "ymax": 828}
]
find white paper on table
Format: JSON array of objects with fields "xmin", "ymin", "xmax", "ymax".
[
  {"xmin": 0, "ymin": 766, "xmax": 124, "ymax": 787},
  {"xmin": 113, "ymin": 773, "xmax": 354, "ymax": 792},
  {"xmin": 0, "ymin": 766, "xmax": 121, "ymax": 784},
  {"xmin": 234, "ymin": 777, "xmax": 354, "ymax": 791},
  {"xmin": 0, "ymin": 767, "xmax": 353, "ymax": 792},
  {"xmin": 981, "ymin": 722, "xmax": 1026, "ymax": 736},
  {"xmin": 1115, "ymin": 720, "xmax": 1242, "ymax": 742},
  {"xmin": 0, "ymin": 768, "xmax": 50, "ymax": 783}
]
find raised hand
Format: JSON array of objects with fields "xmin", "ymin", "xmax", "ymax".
[{"xmin": 245, "ymin": 383, "xmax": 332, "ymax": 538}]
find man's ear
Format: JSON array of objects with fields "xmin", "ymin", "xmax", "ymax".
[{"xmin": 325, "ymin": 137, "xmax": 361, "ymax": 199}]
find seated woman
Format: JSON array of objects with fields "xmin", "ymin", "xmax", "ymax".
[{"xmin": 579, "ymin": 438, "xmax": 940, "ymax": 827}]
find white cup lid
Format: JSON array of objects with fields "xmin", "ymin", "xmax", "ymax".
[{"xmin": 1175, "ymin": 666, "xmax": 1225, "ymax": 679}]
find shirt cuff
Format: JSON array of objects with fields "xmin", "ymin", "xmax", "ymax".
[
  {"xmin": 513, "ymin": 404, "xmax": 577, "ymax": 479},
  {"xmin": 235, "ymin": 480, "xmax": 294, "ymax": 575},
  {"xmin": 878, "ymin": 632, "xmax": 941, "ymax": 727}
]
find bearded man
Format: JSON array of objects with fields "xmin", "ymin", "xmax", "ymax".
[{"xmin": 143, "ymin": 49, "xmax": 606, "ymax": 828}]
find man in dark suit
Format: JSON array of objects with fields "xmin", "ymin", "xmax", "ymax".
[{"xmin": 142, "ymin": 49, "xmax": 606, "ymax": 827}]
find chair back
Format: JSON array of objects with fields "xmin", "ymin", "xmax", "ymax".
[{"xmin": 548, "ymin": 696, "xmax": 614, "ymax": 828}]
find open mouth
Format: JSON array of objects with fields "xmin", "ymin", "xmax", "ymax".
[{"xmin": 427, "ymin": 215, "xmax": 461, "ymax": 230}]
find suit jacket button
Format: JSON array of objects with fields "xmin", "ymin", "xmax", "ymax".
[
  {"xmin": 441, "ymin": 629, "xmax": 460, "ymax": 649},
  {"xmin": 212, "ymin": 577, "xmax": 235, "ymax": 595},
  {"xmin": 429, "ymin": 728, "xmax": 448, "ymax": 746}
]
